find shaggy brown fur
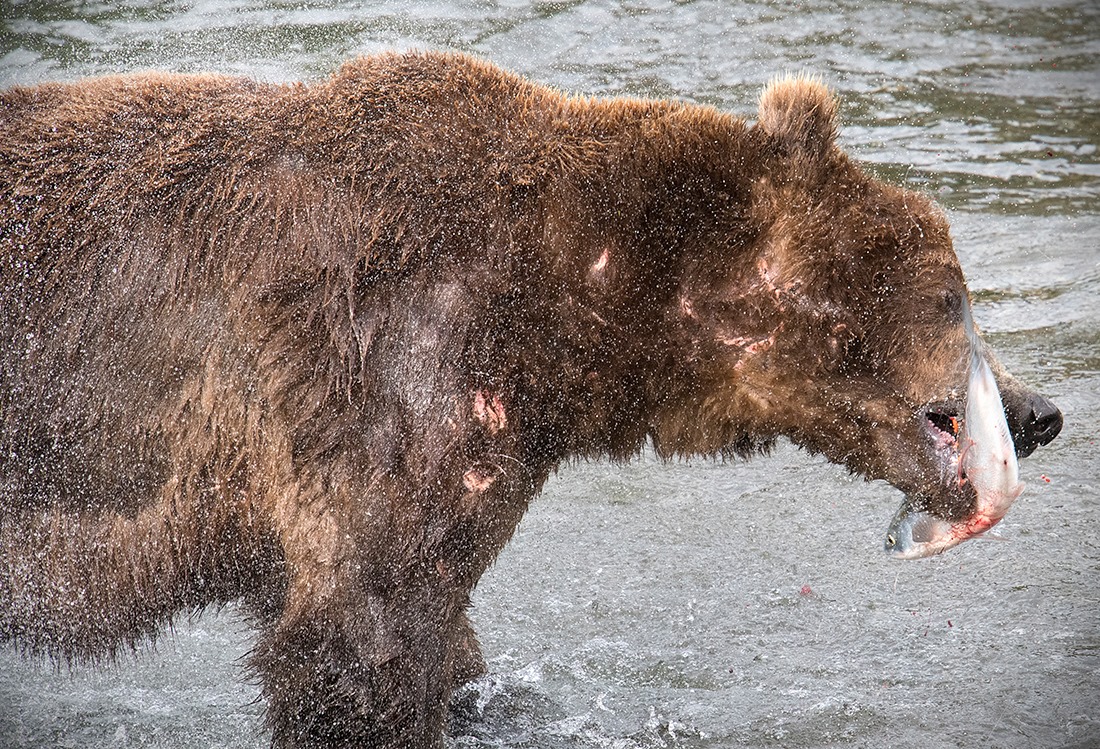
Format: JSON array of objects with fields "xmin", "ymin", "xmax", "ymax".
[{"xmin": 0, "ymin": 52, "xmax": 1060, "ymax": 747}]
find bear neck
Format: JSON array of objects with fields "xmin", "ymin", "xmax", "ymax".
[{"xmin": 461, "ymin": 97, "xmax": 774, "ymax": 465}]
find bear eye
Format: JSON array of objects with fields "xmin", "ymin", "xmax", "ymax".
[{"xmin": 941, "ymin": 289, "xmax": 964, "ymax": 322}]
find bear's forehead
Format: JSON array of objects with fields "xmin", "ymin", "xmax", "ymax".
[{"xmin": 830, "ymin": 182, "xmax": 958, "ymax": 266}]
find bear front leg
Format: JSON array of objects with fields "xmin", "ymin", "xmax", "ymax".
[
  {"xmin": 447, "ymin": 598, "xmax": 487, "ymax": 690},
  {"xmin": 253, "ymin": 573, "xmax": 461, "ymax": 749}
]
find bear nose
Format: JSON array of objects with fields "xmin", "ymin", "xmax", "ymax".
[{"xmin": 1010, "ymin": 393, "xmax": 1063, "ymax": 458}]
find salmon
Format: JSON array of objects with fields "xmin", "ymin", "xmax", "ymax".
[{"xmin": 885, "ymin": 303, "xmax": 1025, "ymax": 559}]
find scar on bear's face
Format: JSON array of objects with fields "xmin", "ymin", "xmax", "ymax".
[
  {"xmin": 472, "ymin": 390, "xmax": 507, "ymax": 433},
  {"xmin": 591, "ymin": 247, "xmax": 610, "ymax": 274},
  {"xmin": 586, "ymin": 246, "xmax": 613, "ymax": 291},
  {"xmin": 679, "ymin": 295, "xmax": 697, "ymax": 319},
  {"xmin": 719, "ymin": 334, "xmax": 777, "ymax": 370}
]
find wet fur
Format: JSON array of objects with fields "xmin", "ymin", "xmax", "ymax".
[{"xmin": 0, "ymin": 53, "xmax": 1055, "ymax": 746}]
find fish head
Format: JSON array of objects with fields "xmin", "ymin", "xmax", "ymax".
[{"xmin": 885, "ymin": 482, "xmax": 1025, "ymax": 559}]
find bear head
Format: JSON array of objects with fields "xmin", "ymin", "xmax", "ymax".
[{"xmin": 657, "ymin": 76, "xmax": 1060, "ymax": 533}]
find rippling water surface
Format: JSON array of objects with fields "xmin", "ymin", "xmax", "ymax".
[{"xmin": 1, "ymin": 2, "xmax": 1098, "ymax": 747}]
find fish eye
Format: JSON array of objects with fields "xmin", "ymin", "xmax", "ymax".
[{"xmin": 886, "ymin": 534, "xmax": 897, "ymax": 547}]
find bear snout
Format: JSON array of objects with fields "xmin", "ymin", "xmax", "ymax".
[{"xmin": 1008, "ymin": 392, "xmax": 1063, "ymax": 458}]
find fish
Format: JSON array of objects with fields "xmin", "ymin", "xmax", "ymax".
[{"xmin": 885, "ymin": 302, "xmax": 1025, "ymax": 559}]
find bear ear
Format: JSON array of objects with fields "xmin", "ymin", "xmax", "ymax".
[{"xmin": 757, "ymin": 74, "xmax": 838, "ymax": 156}]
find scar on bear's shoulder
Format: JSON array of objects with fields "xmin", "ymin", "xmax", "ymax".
[
  {"xmin": 472, "ymin": 390, "xmax": 507, "ymax": 434},
  {"xmin": 462, "ymin": 466, "xmax": 497, "ymax": 494}
]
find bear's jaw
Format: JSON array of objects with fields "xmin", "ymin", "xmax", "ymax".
[{"xmin": 803, "ymin": 395, "xmax": 979, "ymax": 527}]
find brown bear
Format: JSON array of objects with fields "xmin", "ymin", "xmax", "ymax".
[{"xmin": 0, "ymin": 51, "xmax": 1062, "ymax": 747}]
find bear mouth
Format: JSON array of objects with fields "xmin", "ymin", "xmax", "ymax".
[
  {"xmin": 925, "ymin": 401, "xmax": 961, "ymax": 448},
  {"xmin": 923, "ymin": 399, "xmax": 965, "ymax": 485}
]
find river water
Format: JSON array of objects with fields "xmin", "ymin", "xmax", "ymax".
[{"xmin": 1, "ymin": 2, "xmax": 1097, "ymax": 748}]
